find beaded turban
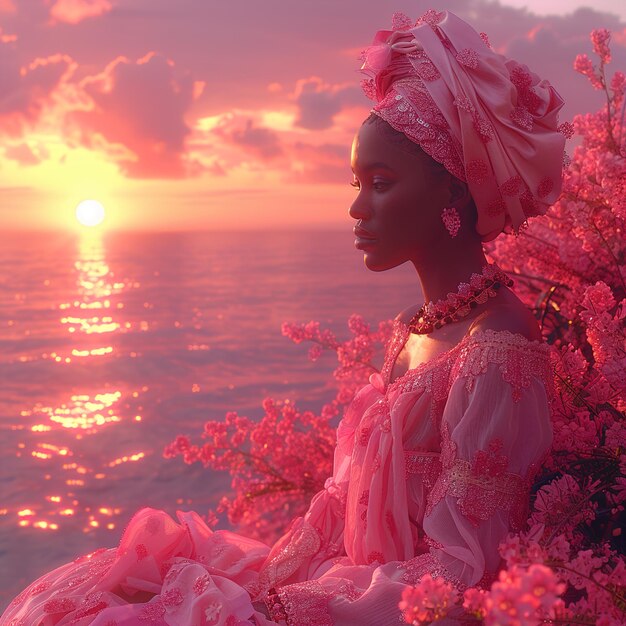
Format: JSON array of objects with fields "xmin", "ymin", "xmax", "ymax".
[{"xmin": 360, "ymin": 9, "xmax": 569, "ymax": 242}]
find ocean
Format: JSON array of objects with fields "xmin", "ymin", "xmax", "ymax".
[{"xmin": 0, "ymin": 229, "xmax": 418, "ymax": 610}]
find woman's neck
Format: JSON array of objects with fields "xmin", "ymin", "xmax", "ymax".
[{"xmin": 412, "ymin": 246, "xmax": 490, "ymax": 305}]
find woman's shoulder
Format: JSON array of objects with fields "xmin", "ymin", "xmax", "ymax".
[
  {"xmin": 466, "ymin": 289, "xmax": 542, "ymax": 342},
  {"xmin": 394, "ymin": 304, "xmax": 420, "ymax": 326}
]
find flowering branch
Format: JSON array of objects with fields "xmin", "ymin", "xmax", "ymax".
[
  {"xmin": 400, "ymin": 28, "xmax": 626, "ymax": 626},
  {"xmin": 164, "ymin": 316, "xmax": 392, "ymax": 542}
]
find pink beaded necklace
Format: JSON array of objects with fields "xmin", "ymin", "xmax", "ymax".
[{"xmin": 408, "ymin": 263, "xmax": 513, "ymax": 335}]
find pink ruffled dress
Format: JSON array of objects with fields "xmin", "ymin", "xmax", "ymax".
[{"xmin": 1, "ymin": 321, "xmax": 554, "ymax": 626}]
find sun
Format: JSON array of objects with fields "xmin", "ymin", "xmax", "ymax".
[{"xmin": 75, "ymin": 200, "xmax": 106, "ymax": 227}]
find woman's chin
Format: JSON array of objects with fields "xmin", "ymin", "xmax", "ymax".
[{"xmin": 361, "ymin": 251, "xmax": 399, "ymax": 273}]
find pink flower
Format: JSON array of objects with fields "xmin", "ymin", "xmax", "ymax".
[
  {"xmin": 399, "ymin": 574, "xmax": 459, "ymax": 624},
  {"xmin": 347, "ymin": 313, "xmax": 369, "ymax": 335},
  {"xmin": 463, "ymin": 587, "xmax": 487, "ymax": 618},
  {"xmin": 591, "ymin": 29, "xmax": 612, "ymax": 64},
  {"xmin": 308, "ymin": 344, "xmax": 323, "ymax": 361},
  {"xmin": 574, "ymin": 54, "xmax": 603, "ymax": 89},
  {"xmin": 482, "ymin": 565, "xmax": 565, "ymax": 625},
  {"xmin": 530, "ymin": 474, "xmax": 597, "ymax": 533},
  {"xmin": 611, "ymin": 71, "xmax": 625, "ymax": 97},
  {"xmin": 582, "ymin": 281, "xmax": 616, "ymax": 313},
  {"xmin": 605, "ymin": 422, "xmax": 626, "ymax": 450}
]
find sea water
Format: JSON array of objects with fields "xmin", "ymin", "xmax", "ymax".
[{"xmin": 0, "ymin": 229, "xmax": 417, "ymax": 609}]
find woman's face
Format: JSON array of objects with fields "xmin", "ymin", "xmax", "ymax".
[{"xmin": 349, "ymin": 119, "xmax": 451, "ymax": 272}]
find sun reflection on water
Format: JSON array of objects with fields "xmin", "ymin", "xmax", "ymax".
[
  {"xmin": 58, "ymin": 234, "xmax": 129, "ymax": 342},
  {"xmin": 11, "ymin": 230, "xmax": 149, "ymax": 536}
]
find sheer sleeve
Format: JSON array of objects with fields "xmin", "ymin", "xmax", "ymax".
[
  {"xmin": 412, "ymin": 330, "xmax": 554, "ymax": 589},
  {"xmin": 262, "ymin": 330, "xmax": 555, "ymax": 625}
]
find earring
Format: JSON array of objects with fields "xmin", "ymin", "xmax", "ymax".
[{"xmin": 441, "ymin": 207, "xmax": 460, "ymax": 238}]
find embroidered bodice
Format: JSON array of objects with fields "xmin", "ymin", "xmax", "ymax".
[{"xmin": 340, "ymin": 321, "xmax": 552, "ymax": 563}]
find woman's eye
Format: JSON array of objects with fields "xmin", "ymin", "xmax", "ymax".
[{"xmin": 349, "ymin": 179, "xmax": 388, "ymax": 191}]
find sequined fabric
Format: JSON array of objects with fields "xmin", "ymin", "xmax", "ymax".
[
  {"xmin": 374, "ymin": 78, "xmax": 465, "ymax": 181},
  {"xmin": 278, "ymin": 581, "xmax": 333, "ymax": 626}
]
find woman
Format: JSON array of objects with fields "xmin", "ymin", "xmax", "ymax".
[{"xmin": 1, "ymin": 9, "xmax": 565, "ymax": 626}]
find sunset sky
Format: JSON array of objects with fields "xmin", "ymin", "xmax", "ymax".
[{"xmin": 0, "ymin": 0, "xmax": 624, "ymax": 232}]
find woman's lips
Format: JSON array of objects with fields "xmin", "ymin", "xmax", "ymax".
[
  {"xmin": 355, "ymin": 236, "xmax": 376, "ymax": 249},
  {"xmin": 353, "ymin": 228, "xmax": 377, "ymax": 248},
  {"xmin": 353, "ymin": 226, "xmax": 376, "ymax": 248},
  {"xmin": 353, "ymin": 226, "xmax": 376, "ymax": 240}
]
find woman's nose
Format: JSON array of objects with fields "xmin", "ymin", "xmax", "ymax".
[{"xmin": 349, "ymin": 193, "xmax": 370, "ymax": 220}]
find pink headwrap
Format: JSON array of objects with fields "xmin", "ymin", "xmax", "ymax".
[{"xmin": 360, "ymin": 9, "xmax": 569, "ymax": 241}]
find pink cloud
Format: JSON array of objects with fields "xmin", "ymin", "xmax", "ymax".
[
  {"xmin": 292, "ymin": 77, "xmax": 362, "ymax": 130},
  {"xmin": 204, "ymin": 159, "xmax": 226, "ymax": 177},
  {"xmin": 0, "ymin": 28, "xmax": 17, "ymax": 43},
  {"xmin": 204, "ymin": 112, "xmax": 351, "ymax": 184},
  {"xmin": 1, "ymin": 0, "xmax": 624, "ymax": 185},
  {"xmin": 48, "ymin": 0, "xmax": 112, "ymax": 25},
  {"xmin": 0, "ymin": 42, "xmax": 74, "ymax": 136},
  {"xmin": 0, "ymin": 0, "xmax": 16, "ymax": 14},
  {"xmin": 67, "ymin": 52, "xmax": 202, "ymax": 178},
  {"xmin": 288, "ymin": 141, "xmax": 350, "ymax": 184},
  {"xmin": 4, "ymin": 142, "xmax": 45, "ymax": 164},
  {"xmin": 213, "ymin": 118, "xmax": 284, "ymax": 161}
]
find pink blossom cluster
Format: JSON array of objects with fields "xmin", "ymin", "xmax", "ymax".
[
  {"xmin": 462, "ymin": 564, "xmax": 565, "ymax": 625},
  {"xmin": 282, "ymin": 314, "xmax": 394, "ymax": 406},
  {"xmin": 164, "ymin": 398, "xmax": 337, "ymax": 541},
  {"xmin": 573, "ymin": 29, "xmax": 612, "ymax": 91},
  {"xmin": 493, "ymin": 524, "xmax": 626, "ymax": 625},
  {"xmin": 399, "ymin": 574, "xmax": 458, "ymax": 625},
  {"xmin": 460, "ymin": 27, "xmax": 626, "ymax": 626},
  {"xmin": 574, "ymin": 53, "xmax": 605, "ymax": 90},
  {"xmin": 487, "ymin": 27, "xmax": 625, "ymax": 472},
  {"xmin": 591, "ymin": 29, "xmax": 612, "ymax": 65}
]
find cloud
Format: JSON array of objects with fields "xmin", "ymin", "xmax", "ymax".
[
  {"xmin": 68, "ymin": 52, "xmax": 203, "ymax": 178},
  {"xmin": 0, "ymin": 27, "xmax": 17, "ymax": 42},
  {"xmin": 292, "ymin": 77, "xmax": 364, "ymax": 130},
  {"xmin": 0, "ymin": 0, "xmax": 16, "ymax": 14},
  {"xmin": 0, "ymin": 42, "xmax": 74, "ymax": 136},
  {"xmin": 4, "ymin": 142, "xmax": 47, "ymax": 165},
  {"xmin": 193, "ymin": 109, "xmax": 352, "ymax": 184},
  {"xmin": 48, "ymin": 0, "xmax": 112, "ymax": 25},
  {"xmin": 214, "ymin": 118, "xmax": 284, "ymax": 161},
  {"xmin": 204, "ymin": 159, "xmax": 226, "ymax": 177},
  {"xmin": 288, "ymin": 141, "xmax": 351, "ymax": 184},
  {"xmin": 1, "ymin": 0, "xmax": 625, "ymax": 186}
]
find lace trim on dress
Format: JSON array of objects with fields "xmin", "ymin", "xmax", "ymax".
[
  {"xmin": 398, "ymin": 552, "xmax": 467, "ymax": 591},
  {"xmin": 426, "ymin": 423, "xmax": 528, "ymax": 527},
  {"xmin": 404, "ymin": 450, "xmax": 442, "ymax": 490},
  {"xmin": 257, "ymin": 520, "xmax": 322, "ymax": 593},
  {"xmin": 380, "ymin": 318, "xmax": 410, "ymax": 385},
  {"xmin": 451, "ymin": 328, "xmax": 553, "ymax": 403},
  {"xmin": 278, "ymin": 580, "xmax": 333, "ymax": 626},
  {"xmin": 384, "ymin": 321, "xmax": 553, "ymax": 404},
  {"xmin": 397, "ymin": 359, "xmax": 460, "ymax": 429}
]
